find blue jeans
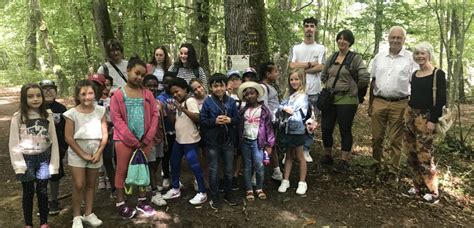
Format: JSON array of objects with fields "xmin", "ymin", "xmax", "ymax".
[
  {"xmin": 241, "ymin": 139, "xmax": 264, "ymax": 190},
  {"xmin": 170, "ymin": 142, "xmax": 206, "ymax": 193},
  {"xmin": 207, "ymin": 144, "xmax": 234, "ymax": 200},
  {"xmin": 304, "ymin": 94, "xmax": 319, "ymax": 152}
]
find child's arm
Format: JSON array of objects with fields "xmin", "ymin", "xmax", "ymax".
[
  {"xmin": 227, "ymin": 99, "xmax": 240, "ymax": 126},
  {"xmin": 179, "ymin": 99, "xmax": 200, "ymax": 123},
  {"xmin": 92, "ymin": 114, "xmax": 108, "ymax": 163},
  {"xmin": 263, "ymin": 107, "xmax": 276, "ymax": 153},
  {"xmin": 200, "ymin": 99, "xmax": 218, "ymax": 127},
  {"xmin": 64, "ymin": 117, "xmax": 92, "ymax": 161},
  {"xmin": 8, "ymin": 114, "xmax": 27, "ymax": 174},
  {"xmin": 47, "ymin": 112, "xmax": 60, "ymax": 175}
]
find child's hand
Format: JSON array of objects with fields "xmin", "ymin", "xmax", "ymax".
[
  {"xmin": 265, "ymin": 147, "xmax": 272, "ymax": 155},
  {"xmin": 79, "ymin": 152, "xmax": 93, "ymax": 162},
  {"xmin": 283, "ymin": 107, "xmax": 294, "ymax": 115},
  {"xmin": 215, "ymin": 115, "xmax": 227, "ymax": 125},
  {"xmin": 91, "ymin": 152, "xmax": 101, "ymax": 163}
]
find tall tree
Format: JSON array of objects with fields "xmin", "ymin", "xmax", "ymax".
[
  {"xmin": 25, "ymin": 0, "xmax": 39, "ymax": 70},
  {"xmin": 92, "ymin": 0, "xmax": 114, "ymax": 61},
  {"xmin": 191, "ymin": 0, "xmax": 211, "ymax": 76},
  {"xmin": 224, "ymin": 0, "xmax": 269, "ymax": 68}
]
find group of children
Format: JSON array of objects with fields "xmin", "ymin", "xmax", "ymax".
[{"xmin": 9, "ymin": 56, "xmax": 315, "ymax": 227}]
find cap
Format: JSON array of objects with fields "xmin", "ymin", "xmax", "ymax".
[
  {"xmin": 88, "ymin": 73, "xmax": 106, "ymax": 86},
  {"xmin": 237, "ymin": 81, "xmax": 265, "ymax": 100},
  {"xmin": 226, "ymin": 70, "xmax": 241, "ymax": 79},
  {"xmin": 243, "ymin": 67, "xmax": 257, "ymax": 75},
  {"xmin": 39, "ymin": 79, "xmax": 57, "ymax": 88}
]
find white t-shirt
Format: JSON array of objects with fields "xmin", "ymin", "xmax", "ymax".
[
  {"xmin": 291, "ymin": 42, "xmax": 326, "ymax": 95},
  {"xmin": 243, "ymin": 105, "xmax": 262, "ymax": 140},
  {"xmin": 63, "ymin": 105, "xmax": 105, "ymax": 140},
  {"xmin": 97, "ymin": 60, "xmax": 128, "ymax": 92},
  {"xmin": 175, "ymin": 97, "xmax": 201, "ymax": 144}
]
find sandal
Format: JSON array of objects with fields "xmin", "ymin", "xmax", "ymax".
[
  {"xmin": 246, "ymin": 191, "xmax": 255, "ymax": 201},
  {"xmin": 255, "ymin": 189, "xmax": 267, "ymax": 200}
]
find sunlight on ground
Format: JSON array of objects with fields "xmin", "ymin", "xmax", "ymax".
[
  {"xmin": 276, "ymin": 210, "xmax": 298, "ymax": 222},
  {"xmin": 132, "ymin": 210, "xmax": 175, "ymax": 226}
]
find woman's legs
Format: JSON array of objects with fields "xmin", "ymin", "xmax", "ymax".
[
  {"xmin": 84, "ymin": 168, "xmax": 99, "ymax": 216},
  {"xmin": 70, "ymin": 166, "xmax": 86, "ymax": 217}
]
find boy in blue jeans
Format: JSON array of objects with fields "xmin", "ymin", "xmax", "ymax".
[{"xmin": 200, "ymin": 73, "xmax": 240, "ymax": 209}]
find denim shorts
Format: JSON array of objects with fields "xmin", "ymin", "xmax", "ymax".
[{"xmin": 17, "ymin": 149, "xmax": 51, "ymax": 182}]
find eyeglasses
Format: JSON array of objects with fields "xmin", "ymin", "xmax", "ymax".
[{"xmin": 42, "ymin": 88, "xmax": 57, "ymax": 94}]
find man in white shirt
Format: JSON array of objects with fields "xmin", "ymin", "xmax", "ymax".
[
  {"xmin": 97, "ymin": 38, "xmax": 128, "ymax": 93},
  {"xmin": 369, "ymin": 26, "xmax": 418, "ymax": 180},
  {"xmin": 289, "ymin": 17, "xmax": 326, "ymax": 162}
]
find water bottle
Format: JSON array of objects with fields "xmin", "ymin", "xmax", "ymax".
[{"xmin": 263, "ymin": 151, "xmax": 270, "ymax": 166}]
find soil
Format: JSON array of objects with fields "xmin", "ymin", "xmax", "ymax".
[{"xmin": 0, "ymin": 90, "xmax": 472, "ymax": 227}]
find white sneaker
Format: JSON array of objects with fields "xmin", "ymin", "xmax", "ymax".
[
  {"xmin": 151, "ymin": 192, "xmax": 167, "ymax": 206},
  {"xmin": 180, "ymin": 181, "xmax": 184, "ymax": 189},
  {"xmin": 304, "ymin": 151, "xmax": 313, "ymax": 163},
  {"xmin": 193, "ymin": 179, "xmax": 199, "ymax": 192},
  {"xmin": 162, "ymin": 178, "xmax": 170, "ymax": 189},
  {"xmin": 162, "ymin": 188, "xmax": 181, "ymax": 199},
  {"xmin": 98, "ymin": 176, "xmax": 106, "ymax": 190},
  {"xmin": 282, "ymin": 154, "xmax": 286, "ymax": 164},
  {"xmin": 72, "ymin": 216, "xmax": 83, "ymax": 228},
  {"xmin": 271, "ymin": 170, "xmax": 283, "ymax": 181},
  {"xmin": 156, "ymin": 185, "xmax": 164, "ymax": 191},
  {"xmin": 105, "ymin": 177, "xmax": 111, "ymax": 189},
  {"xmin": 278, "ymin": 180, "xmax": 290, "ymax": 193},
  {"xmin": 83, "ymin": 213, "xmax": 103, "ymax": 226},
  {"xmin": 296, "ymin": 181, "xmax": 307, "ymax": 195},
  {"xmin": 189, "ymin": 192, "xmax": 207, "ymax": 205}
]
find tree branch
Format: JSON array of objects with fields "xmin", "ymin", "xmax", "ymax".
[{"xmin": 293, "ymin": 0, "xmax": 313, "ymax": 13}]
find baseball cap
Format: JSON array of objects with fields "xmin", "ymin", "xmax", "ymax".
[
  {"xmin": 243, "ymin": 67, "xmax": 256, "ymax": 75},
  {"xmin": 88, "ymin": 73, "xmax": 106, "ymax": 86},
  {"xmin": 39, "ymin": 79, "xmax": 57, "ymax": 89},
  {"xmin": 226, "ymin": 70, "xmax": 241, "ymax": 79}
]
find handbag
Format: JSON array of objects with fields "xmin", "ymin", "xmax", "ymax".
[
  {"xmin": 316, "ymin": 56, "xmax": 346, "ymax": 113},
  {"xmin": 432, "ymin": 69, "xmax": 453, "ymax": 135},
  {"xmin": 124, "ymin": 148, "xmax": 150, "ymax": 194}
]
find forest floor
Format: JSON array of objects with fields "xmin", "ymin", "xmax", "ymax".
[{"xmin": 0, "ymin": 88, "xmax": 472, "ymax": 227}]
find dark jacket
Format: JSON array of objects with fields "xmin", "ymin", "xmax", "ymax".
[
  {"xmin": 238, "ymin": 104, "xmax": 275, "ymax": 150},
  {"xmin": 200, "ymin": 95, "xmax": 240, "ymax": 147}
]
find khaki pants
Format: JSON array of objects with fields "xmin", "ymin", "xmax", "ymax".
[
  {"xmin": 371, "ymin": 97, "xmax": 407, "ymax": 171},
  {"xmin": 403, "ymin": 107, "xmax": 438, "ymax": 194}
]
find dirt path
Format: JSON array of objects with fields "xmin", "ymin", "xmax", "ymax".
[{"xmin": 0, "ymin": 94, "xmax": 472, "ymax": 227}]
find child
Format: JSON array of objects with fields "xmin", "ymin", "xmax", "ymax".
[
  {"xmin": 162, "ymin": 77, "xmax": 207, "ymax": 205},
  {"xmin": 39, "ymin": 79, "xmax": 67, "ymax": 215},
  {"xmin": 242, "ymin": 67, "xmax": 258, "ymax": 82},
  {"xmin": 9, "ymin": 83, "xmax": 60, "ymax": 228},
  {"xmin": 157, "ymin": 71, "xmax": 178, "ymax": 189},
  {"xmin": 190, "ymin": 78, "xmax": 208, "ymax": 109},
  {"xmin": 226, "ymin": 70, "xmax": 243, "ymax": 190},
  {"xmin": 64, "ymin": 80, "xmax": 107, "ymax": 227},
  {"xmin": 200, "ymin": 73, "xmax": 240, "ymax": 209},
  {"xmin": 143, "ymin": 74, "xmax": 167, "ymax": 206},
  {"xmin": 258, "ymin": 62, "xmax": 284, "ymax": 181},
  {"xmin": 110, "ymin": 56, "xmax": 159, "ymax": 219},
  {"xmin": 237, "ymin": 81, "xmax": 275, "ymax": 201},
  {"xmin": 277, "ymin": 69, "xmax": 309, "ymax": 195}
]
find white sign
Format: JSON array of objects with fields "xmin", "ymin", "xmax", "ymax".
[{"xmin": 226, "ymin": 55, "xmax": 249, "ymax": 71}]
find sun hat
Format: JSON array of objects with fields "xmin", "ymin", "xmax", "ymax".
[{"xmin": 237, "ymin": 81, "xmax": 265, "ymax": 100}]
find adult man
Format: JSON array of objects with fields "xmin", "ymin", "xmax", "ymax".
[
  {"xmin": 289, "ymin": 17, "xmax": 326, "ymax": 162},
  {"xmin": 97, "ymin": 38, "xmax": 128, "ymax": 93},
  {"xmin": 369, "ymin": 26, "xmax": 418, "ymax": 180}
]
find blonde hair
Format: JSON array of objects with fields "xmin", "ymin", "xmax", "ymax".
[
  {"xmin": 413, "ymin": 41, "xmax": 435, "ymax": 63},
  {"xmin": 284, "ymin": 69, "xmax": 306, "ymax": 98}
]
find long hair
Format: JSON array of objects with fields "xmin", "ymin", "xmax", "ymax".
[
  {"xmin": 284, "ymin": 69, "xmax": 306, "ymax": 98},
  {"xmin": 73, "ymin": 80, "xmax": 95, "ymax": 106},
  {"xmin": 19, "ymin": 83, "xmax": 48, "ymax": 123},
  {"xmin": 175, "ymin": 43, "xmax": 200, "ymax": 69},
  {"xmin": 149, "ymin": 46, "xmax": 172, "ymax": 70}
]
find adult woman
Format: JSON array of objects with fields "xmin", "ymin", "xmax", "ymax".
[
  {"xmin": 147, "ymin": 46, "xmax": 172, "ymax": 95},
  {"xmin": 319, "ymin": 29, "xmax": 370, "ymax": 172},
  {"xmin": 97, "ymin": 38, "xmax": 128, "ymax": 93},
  {"xmin": 403, "ymin": 41, "xmax": 445, "ymax": 204},
  {"xmin": 168, "ymin": 43, "xmax": 208, "ymax": 89}
]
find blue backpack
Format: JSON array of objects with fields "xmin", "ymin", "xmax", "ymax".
[{"xmin": 124, "ymin": 149, "xmax": 150, "ymax": 194}]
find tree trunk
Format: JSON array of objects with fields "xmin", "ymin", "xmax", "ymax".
[
  {"xmin": 373, "ymin": 0, "xmax": 384, "ymax": 56},
  {"xmin": 25, "ymin": 0, "xmax": 39, "ymax": 70},
  {"xmin": 73, "ymin": 4, "xmax": 92, "ymax": 68},
  {"xmin": 192, "ymin": 0, "xmax": 210, "ymax": 76},
  {"xmin": 92, "ymin": 0, "xmax": 114, "ymax": 61},
  {"xmin": 225, "ymin": 0, "xmax": 269, "ymax": 69}
]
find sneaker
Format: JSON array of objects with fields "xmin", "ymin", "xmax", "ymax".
[
  {"xmin": 162, "ymin": 178, "xmax": 170, "ymax": 189},
  {"xmin": 82, "ymin": 213, "xmax": 103, "ymax": 226},
  {"xmin": 407, "ymin": 187, "xmax": 419, "ymax": 196},
  {"xmin": 189, "ymin": 192, "xmax": 207, "ymax": 205},
  {"xmin": 105, "ymin": 177, "xmax": 111, "ymax": 189},
  {"xmin": 333, "ymin": 160, "xmax": 349, "ymax": 173},
  {"xmin": 209, "ymin": 200, "xmax": 221, "ymax": 210},
  {"xmin": 162, "ymin": 188, "xmax": 181, "ymax": 199},
  {"xmin": 136, "ymin": 200, "xmax": 156, "ymax": 216},
  {"xmin": 193, "ymin": 179, "xmax": 199, "ymax": 192},
  {"xmin": 39, "ymin": 224, "xmax": 49, "ymax": 228},
  {"xmin": 72, "ymin": 216, "xmax": 83, "ymax": 228},
  {"xmin": 232, "ymin": 177, "xmax": 239, "ymax": 190},
  {"xmin": 278, "ymin": 180, "xmax": 290, "ymax": 193},
  {"xmin": 151, "ymin": 192, "xmax": 167, "ymax": 206},
  {"xmin": 422, "ymin": 193, "xmax": 440, "ymax": 204},
  {"xmin": 271, "ymin": 170, "xmax": 283, "ymax": 181},
  {"xmin": 98, "ymin": 176, "xmax": 106, "ymax": 190},
  {"xmin": 223, "ymin": 193, "xmax": 238, "ymax": 206},
  {"xmin": 118, "ymin": 205, "xmax": 137, "ymax": 219},
  {"xmin": 49, "ymin": 200, "xmax": 60, "ymax": 215},
  {"xmin": 304, "ymin": 150, "xmax": 313, "ymax": 163},
  {"xmin": 156, "ymin": 185, "xmax": 164, "ymax": 191},
  {"xmin": 282, "ymin": 153, "xmax": 286, "ymax": 164},
  {"xmin": 320, "ymin": 154, "xmax": 334, "ymax": 165},
  {"xmin": 296, "ymin": 181, "xmax": 307, "ymax": 195}
]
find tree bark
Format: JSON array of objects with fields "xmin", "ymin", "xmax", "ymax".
[
  {"xmin": 373, "ymin": 0, "xmax": 384, "ymax": 56},
  {"xmin": 73, "ymin": 4, "xmax": 92, "ymax": 68},
  {"xmin": 92, "ymin": 0, "xmax": 114, "ymax": 61},
  {"xmin": 192, "ymin": 0, "xmax": 211, "ymax": 76},
  {"xmin": 25, "ymin": 0, "xmax": 39, "ymax": 70}
]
